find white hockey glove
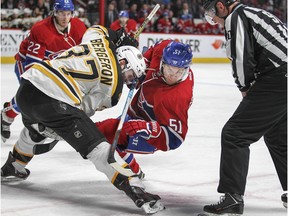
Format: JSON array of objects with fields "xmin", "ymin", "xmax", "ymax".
[{"xmin": 31, "ymin": 123, "xmax": 63, "ymax": 140}]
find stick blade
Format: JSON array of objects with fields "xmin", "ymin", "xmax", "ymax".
[{"xmin": 109, "ymin": 162, "xmax": 136, "ymax": 177}]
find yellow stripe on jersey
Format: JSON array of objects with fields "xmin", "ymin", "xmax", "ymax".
[
  {"xmin": 90, "ymin": 36, "xmax": 119, "ymax": 96},
  {"xmin": 32, "ymin": 64, "xmax": 82, "ymax": 105},
  {"xmin": 44, "ymin": 61, "xmax": 82, "ymax": 101},
  {"xmin": 90, "ymin": 25, "xmax": 109, "ymax": 36},
  {"xmin": 45, "ymin": 61, "xmax": 82, "ymax": 100},
  {"xmin": 62, "ymin": 70, "xmax": 83, "ymax": 100},
  {"xmin": 107, "ymin": 44, "xmax": 118, "ymax": 96}
]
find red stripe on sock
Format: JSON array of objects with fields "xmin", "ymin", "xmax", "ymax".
[{"xmin": 5, "ymin": 102, "xmax": 18, "ymax": 118}]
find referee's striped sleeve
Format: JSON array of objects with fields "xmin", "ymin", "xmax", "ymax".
[{"xmin": 225, "ymin": 4, "xmax": 287, "ymax": 91}]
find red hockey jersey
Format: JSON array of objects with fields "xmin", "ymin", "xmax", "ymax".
[
  {"xmin": 25, "ymin": 16, "xmax": 86, "ymax": 69},
  {"xmin": 15, "ymin": 37, "xmax": 29, "ymax": 61},
  {"xmin": 183, "ymin": 20, "xmax": 196, "ymax": 34},
  {"xmin": 14, "ymin": 37, "xmax": 29, "ymax": 79},
  {"xmin": 156, "ymin": 18, "xmax": 174, "ymax": 33},
  {"xmin": 128, "ymin": 39, "xmax": 194, "ymax": 151},
  {"xmin": 137, "ymin": 17, "xmax": 153, "ymax": 33},
  {"xmin": 110, "ymin": 19, "xmax": 137, "ymax": 36}
]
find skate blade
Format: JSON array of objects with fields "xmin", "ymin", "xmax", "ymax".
[
  {"xmin": 141, "ymin": 199, "xmax": 165, "ymax": 215},
  {"xmin": 1, "ymin": 135, "xmax": 7, "ymax": 143},
  {"xmin": 197, "ymin": 213, "xmax": 242, "ymax": 216},
  {"xmin": 1, "ymin": 176, "xmax": 27, "ymax": 183}
]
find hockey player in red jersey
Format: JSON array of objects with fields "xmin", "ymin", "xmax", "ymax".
[
  {"xmin": 183, "ymin": 14, "xmax": 196, "ymax": 34},
  {"xmin": 156, "ymin": 12, "xmax": 174, "ymax": 33},
  {"xmin": 176, "ymin": 14, "xmax": 195, "ymax": 34},
  {"xmin": 110, "ymin": 10, "xmax": 138, "ymax": 37},
  {"xmin": 137, "ymin": 11, "xmax": 154, "ymax": 33},
  {"xmin": 1, "ymin": 0, "xmax": 87, "ymax": 142},
  {"xmin": 96, "ymin": 39, "xmax": 194, "ymax": 176}
]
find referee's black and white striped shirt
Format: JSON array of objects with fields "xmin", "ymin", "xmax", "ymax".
[{"xmin": 224, "ymin": 3, "xmax": 287, "ymax": 91}]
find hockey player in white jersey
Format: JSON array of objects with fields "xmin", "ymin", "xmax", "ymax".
[{"xmin": 1, "ymin": 25, "xmax": 164, "ymax": 214}]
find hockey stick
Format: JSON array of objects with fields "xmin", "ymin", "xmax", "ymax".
[
  {"xmin": 134, "ymin": 4, "xmax": 160, "ymax": 39},
  {"xmin": 107, "ymin": 4, "xmax": 160, "ymax": 177},
  {"xmin": 107, "ymin": 83, "xmax": 137, "ymax": 177}
]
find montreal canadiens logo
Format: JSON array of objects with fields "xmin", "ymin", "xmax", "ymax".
[{"xmin": 48, "ymin": 50, "xmax": 65, "ymax": 60}]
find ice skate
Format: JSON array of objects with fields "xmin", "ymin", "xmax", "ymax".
[
  {"xmin": 281, "ymin": 193, "xmax": 287, "ymax": 208},
  {"xmin": 124, "ymin": 185, "xmax": 165, "ymax": 214},
  {"xmin": 1, "ymin": 152, "xmax": 30, "ymax": 182},
  {"xmin": 1, "ymin": 102, "xmax": 14, "ymax": 142},
  {"xmin": 203, "ymin": 193, "xmax": 244, "ymax": 215},
  {"xmin": 116, "ymin": 174, "xmax": 165, "ymax": 214},
  {"xmin": 137, "ymin": 168, "xmax": 145, "ymax": 180}
]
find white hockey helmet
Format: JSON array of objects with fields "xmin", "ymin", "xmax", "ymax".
[{"xmin": 116, "ymin": 46, "xmax": 146, "ymax": 85}]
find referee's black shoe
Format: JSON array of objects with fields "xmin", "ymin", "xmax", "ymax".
[{"xmin": 203, "ymin": 193, "xmax": 244, "ymax": 215}]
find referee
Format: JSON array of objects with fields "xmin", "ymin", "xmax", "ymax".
[{"xmin": 202, "ymin": 0, "xmax": 287, "ymax": 214}]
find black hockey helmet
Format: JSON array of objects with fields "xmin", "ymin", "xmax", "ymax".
[
  {"xmin": 203, "ymin": 0, "xmax": 237, "ymax": 10},
  {"xmin": 202, "ymin": 0, "xmax": 237, "ymax": 24}
]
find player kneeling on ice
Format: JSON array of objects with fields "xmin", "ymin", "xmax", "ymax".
[
  {"xmin": 95, "ymin": 40, "xmax": 194, "ymax": 178},
  {"xmin": 1, "ymin": 25, "xmax": 164, "ymax": 214}
]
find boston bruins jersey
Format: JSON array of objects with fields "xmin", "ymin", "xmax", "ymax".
[{"xmin": 21, "ymin": 26, "xmax": 123, "ymax": 117}]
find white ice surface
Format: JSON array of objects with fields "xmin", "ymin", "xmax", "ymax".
[{"xmin": 1, "ymin": 63, "xmax": 286, "ymax": 216}]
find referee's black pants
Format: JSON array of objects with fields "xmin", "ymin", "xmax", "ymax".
[{"xmin": 217, "ymin": 70, "xmax": 287, "ymax": 195}]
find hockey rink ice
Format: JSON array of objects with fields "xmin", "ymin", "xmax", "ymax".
[{"xmin": 1, "ymin": 63, "xmax": 287, "ymax": 216}]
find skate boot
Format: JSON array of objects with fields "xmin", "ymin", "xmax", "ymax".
[
  {"xmin": 1, "ymin": 151, "xmax": 30, "ymax": 182},
  {"xmin": 1, "ymin": 102, "xmax": 14, "ymax": 142},
  {"xmin": 282, "ymin": 193, "xmax": 287, "ymax": 208},
  {"xmin": 115, "ymin": 174, "xmax": 165, "ymax": 214},
  {"xmin": 137, "ymin": 168, "xmax": 145, "ymax": 180},
  {"xmin": 203, "ymin": 193, "xmax": 244, "ymax": 215}
]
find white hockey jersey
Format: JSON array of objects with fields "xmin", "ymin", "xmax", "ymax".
[{"xmin": 21, "ymin": 26, "xmax": 123, "ymax": 117}]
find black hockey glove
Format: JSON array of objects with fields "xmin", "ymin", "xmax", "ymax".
[{"xmin": 115, "ymin": 28, "xmax": 139, "ymax": 48}]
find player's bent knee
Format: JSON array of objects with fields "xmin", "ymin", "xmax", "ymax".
[
  {"xmin": 28, "ymin": 127, "xmax": 46, "ymax": 143},
  {"xmin": 16, "ymin": 127, "xmax": 46, "ymax": 155},
  {"xmin": 55, "ymin": 117, "xmax": 107, "ymax": 158}
]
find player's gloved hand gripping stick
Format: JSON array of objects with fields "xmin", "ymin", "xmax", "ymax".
[{"xmin": 107, "ymin": 4, "xmax": 160, "ymax": 177}]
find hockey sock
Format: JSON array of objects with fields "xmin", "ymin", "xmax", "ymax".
[
  {"xmin": 5, "ymin": 98, "xmax": 21, "ymax": 119},
  {"xmin": 12, "ymin": 146, "xmax": 33, "ymax": 173},
  {"xmin": 87, "ymin": 142, "xmax": 129, "ymax": 181},
  {"xmin": 12, "ymin": 146, "xmax": 33, "ymax": 168},
  {"xmin": 87, "ymin": 142, "xmax": 144, "ymax": 189},
  {"xmin": 117, "ymin": 150, "xmax": 140, "ymax": 174}
]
